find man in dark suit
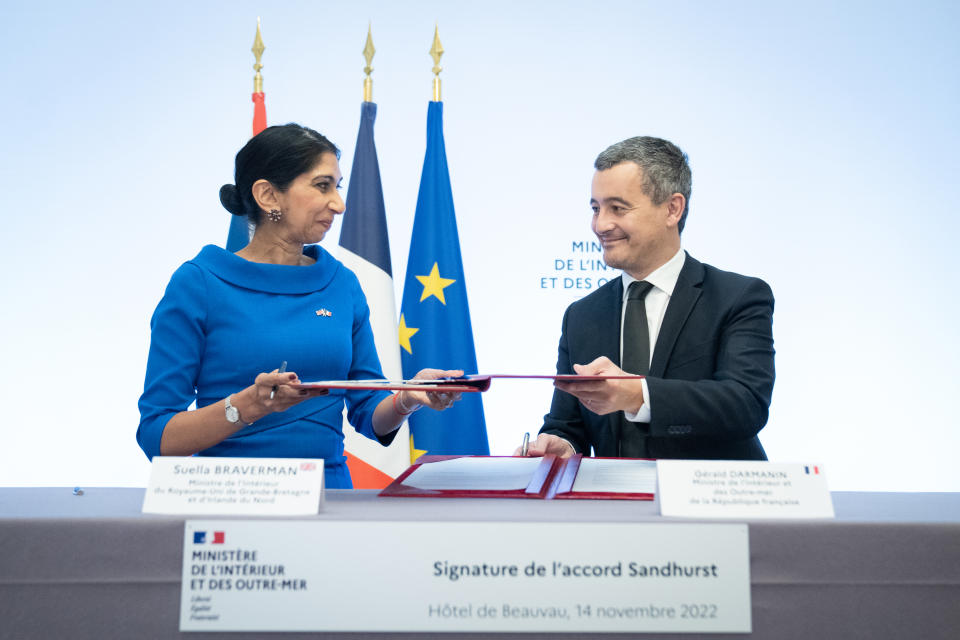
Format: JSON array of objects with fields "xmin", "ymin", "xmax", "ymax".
[{"xmin": 524, "ymin": 136, "xmax": 775, "ymax": 460}]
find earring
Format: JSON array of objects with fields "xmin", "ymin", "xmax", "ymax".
[{"xmin": 267, "ymin": 209, "xmax": 282, "ymax": 222}]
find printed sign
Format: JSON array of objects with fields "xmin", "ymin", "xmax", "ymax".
[
  {"xmin": 181, "ymin": 520, "xmax": 751, "ymax": 633},
  {"xmin": 657, "ymin": 460, "xmax": 834, "ymax": 519},
  {"xmin": 142, "ymin": 457, "xmax": 323, "ymax": 516}
]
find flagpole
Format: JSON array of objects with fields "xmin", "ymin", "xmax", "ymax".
[
  {"xmin": 226, "ymin": 18, "xmax": 267, "ymax": 252},
  {"xmin": 400, "ymin": 27, "xmax": 489, "ymax": 457},
  {"xmin": 363, "ymin": 23, "xmax": 375, "ymax": 103},
  {"xmin": 251, "ymin": 18, "xmax": 267, "ymax": 135},
  {"xmin": 430, "ymin": 25, "xmax": 443, "ymax": 102},
  {"xmin": 339, "ymin": 25, "xmax": 411, "ymax": 485}
]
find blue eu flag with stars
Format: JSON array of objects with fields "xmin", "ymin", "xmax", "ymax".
[{"xmin": 399, "ymin": 101, "xmax": 489, "ymax": 457}]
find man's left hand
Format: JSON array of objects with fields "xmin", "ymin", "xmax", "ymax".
[{"xmin": 553, "ymin": 357, "xmax": 645, "ymax": 415}]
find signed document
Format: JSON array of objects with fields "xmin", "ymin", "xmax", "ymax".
[
  {"xmin": 567, "ymin": 458, "xmax": 658, "ymax": 495},
  {"xmin": 403, "ymin": 457, "xmax": 545, "ymax": 491}
]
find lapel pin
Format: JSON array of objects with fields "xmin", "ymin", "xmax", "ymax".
[{"xmin": 315, "ymin": 308, "xmax": 333, "ymax": 317}]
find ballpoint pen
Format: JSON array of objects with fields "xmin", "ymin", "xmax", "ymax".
[
  {"xmin": 270, "ymin": 361, "xmax": 287, "ymax": 400},
  {"xmin": 521, "ymin": 432, "xmax": 530, "ymax": 456}
]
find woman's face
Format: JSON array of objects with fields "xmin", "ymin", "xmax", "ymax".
[{"xmin": 273, "ymin": 152, "xmax": 344, "ymax": 244}]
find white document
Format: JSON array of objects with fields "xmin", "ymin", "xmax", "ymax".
[
  {"xmin": 403, "ymin": 457, "xmax": 543, "ymax": 491},
  {"xmin": 571, "ymin": 458, "xmax": 657, "ymax": 494},
  {"xmin": 142, "ymin": 457, "xmax": 324, "ymax": 516},
  {"xmin": 658, "ymin": 460, "xmax": 835, "ymax": 519},
  {"xmin": 181, "ymin": 520, "xmax": 752, "ymax": 633}
]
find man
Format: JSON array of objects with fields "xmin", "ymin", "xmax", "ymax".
[{"xmin": 524, "ymin": 136, "xmax": 775, "ymax": 460}]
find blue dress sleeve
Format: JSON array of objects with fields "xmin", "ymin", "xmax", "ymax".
[
  {"xmin": 136, "ymin": 263, "xmax": 208, "ymax": 459},
  {"xmin": 342, "ymin": 274, "xmax": 393, "ymax": 444}
]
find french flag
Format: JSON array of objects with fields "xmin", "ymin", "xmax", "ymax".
[
  {"xmin": 337, "ymin": 101, "xmax": 410, "ymax": 488},
  {"xmin": 804, "ymin": 466, "xmax": 820, "ymax": 475},
  {"xmin": 193, "ymin": 531, "xmax": 225, "ymax": 544}
]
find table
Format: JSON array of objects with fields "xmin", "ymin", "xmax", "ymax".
[{"xmin": 1, "ymin": 488, "xmax": 958, "ymax": 639}]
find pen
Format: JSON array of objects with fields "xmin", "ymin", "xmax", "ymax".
[
  {"xmin": 270, "ymin": 361, "xmax": 287, "ymax": 400},
  {"xmin": 521, "ymin": 432, "xmax": 530, "ymax": 456}
]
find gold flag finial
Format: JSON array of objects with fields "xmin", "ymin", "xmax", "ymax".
[
  {"xmin": 252, "ymin": 17, "xmax": 265, "ymax": 94},
  {"xmin": 430, "ymin": 24, "xmax": 444, "ymax": 101},
  {"xmin": 363, "ymin": 23, "xmax": 375, "ymax": 102}
]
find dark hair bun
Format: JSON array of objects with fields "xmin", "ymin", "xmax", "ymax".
[{"xmin": 219, "ymin": 184, "xmax": 245, "ymax": 216}]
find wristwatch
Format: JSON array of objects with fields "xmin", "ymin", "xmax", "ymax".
[{"xmin": 224, "ymin": 395, "xmax": 249, "ymax": 427}]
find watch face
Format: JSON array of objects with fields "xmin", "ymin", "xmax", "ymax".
[{"xmin": 225, "ymin": 404, "xmax": 239, "ymax": 423}]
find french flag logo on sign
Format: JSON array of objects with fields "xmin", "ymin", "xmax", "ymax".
[
  {"xmin": 193, "ymin": 531, "xmax": 225, "ymax": 544},
  {"xmin": 300, "ymin": 462, "xmax": 317, "ymax": 472},
  {"xmin": 804, "ymin": 466, "xmax": 820, "ymax": 475}
]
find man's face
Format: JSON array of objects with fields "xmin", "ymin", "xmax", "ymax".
[{"xmin": 590, "ymin": 162, "xmax": 679, "ymax": 279}]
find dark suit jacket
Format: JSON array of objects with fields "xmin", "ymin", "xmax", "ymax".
[{"xmin": 541, "ymin": 253, "xmax": 775, "ymax": 460}]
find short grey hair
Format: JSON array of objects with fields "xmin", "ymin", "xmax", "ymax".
[{"xmin": 594, "ymin": 136, "xmax": 692, "ymax": 233}]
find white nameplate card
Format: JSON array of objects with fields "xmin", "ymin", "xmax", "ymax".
[
  {"xmin": 142, "ymin": 457, "xmax": 323, "ymax": 516},
  {"xmin": 181, "ymin": 520, "xmax": 751, "ymax": 633},
  {"xmin": 657, "ymin": 460, "xmax": 834, "ymax": 519}
]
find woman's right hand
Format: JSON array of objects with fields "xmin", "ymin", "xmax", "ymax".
[{"xmin": 234, "ymin": 369, "xmax": 328, "ymax": 423}]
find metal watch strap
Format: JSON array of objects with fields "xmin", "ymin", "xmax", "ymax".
[{"xmin": 225, "ymin": 394, "xmax": 250, "ymax": 427}]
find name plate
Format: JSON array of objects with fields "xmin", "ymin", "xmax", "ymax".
[
  {"xmin": 658, "ymin": 460, "xmax": 834, "ymax": 519},
  {"xmin": 181, "ymin": 520, "xmax": 751, "ymax": 633},
  {"xmin": 142, "ymin": 457, "xmax": 323, "ymax": 516}
]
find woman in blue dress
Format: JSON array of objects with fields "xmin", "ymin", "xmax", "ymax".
[{"xmin": 137, "ymin": 124, "xmax": 461, "ymax": 488}]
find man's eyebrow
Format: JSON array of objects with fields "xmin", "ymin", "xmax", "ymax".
[{"xmin": 591, "ymin": 196, "xmax": 631, "ymax": 207}]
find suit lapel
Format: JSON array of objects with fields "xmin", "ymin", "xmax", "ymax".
[{"xmin": 650, "ymin": 254, "xmax": 704, "ymax": 377}]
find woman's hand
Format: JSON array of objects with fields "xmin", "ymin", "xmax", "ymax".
[
  {"xmin": 234, "ymin": 369, "xmax": 328, "ymax": 423},
  {"xmin": 159, "ymin": 368, "xmax": 327, "ymax": 457},
  {"xmin": 398, "ymin": 368, "xmax": 465, "ymax": 413}
]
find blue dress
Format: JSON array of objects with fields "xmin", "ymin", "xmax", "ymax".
[{"xmin": 137, "ymin": 244, "xmax": 392, "ymax": 488}]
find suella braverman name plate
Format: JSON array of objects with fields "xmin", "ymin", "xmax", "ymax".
[{"xmin": 142, "ymin": 456, "xmax": 324, "ymax": 516}]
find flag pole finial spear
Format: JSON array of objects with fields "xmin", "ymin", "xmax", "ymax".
[
  {"xmin": 363, "ymin": 23, "xmax": 375, "ymax": 102},
  {"xmin": 430, "ymin": 24, "xmax": 444, "ymax": 102},
  {"xmin": 252, "ymin": 17, "xmax": 266, "ymax": 94}
]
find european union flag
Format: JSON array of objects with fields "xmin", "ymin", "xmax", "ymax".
[{"xmin": 400, "ymin": 101, "xmax": 489, "ymax": 457}]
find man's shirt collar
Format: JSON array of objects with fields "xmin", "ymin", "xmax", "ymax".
[{"xmin": 621, "ymin": 248, "xmax": 686, "ymax": 299}]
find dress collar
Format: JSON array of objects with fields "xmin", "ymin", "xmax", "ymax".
[{"xmin": 192, "ymin": 244, "xmax": 340, "ymax": 294}]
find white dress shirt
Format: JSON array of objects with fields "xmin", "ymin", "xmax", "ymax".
[{"xmin": 621, "ymin": 248, "xmax": 686, "ymax": 423}]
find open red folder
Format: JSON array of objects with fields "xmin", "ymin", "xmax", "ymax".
[
  {"xmin": 293, "ymin": 374, "xmax": 643, "ymax": 393},
  {"xmin": 379, "ymin": 455, "xmax": 656, "ymax": 501}
]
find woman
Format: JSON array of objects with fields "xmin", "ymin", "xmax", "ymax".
[{"xmin": 137, "ymin": 123, "xmax": 460, "ymax": 488}]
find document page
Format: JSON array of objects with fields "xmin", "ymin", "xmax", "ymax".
[
  {"xmin": 570, "ymin": 458, "xmax": 657, "ymax": 494},
  {"xmin": 403, "ymin": 457, "xmax": 544, "ymax": 491}
]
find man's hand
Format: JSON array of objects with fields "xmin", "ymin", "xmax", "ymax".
[
  {"xmin": 513, "ymin": 433, "xmax": 576, "ymax": 458},
  {"xmin": 553, "ymin": 356, "xmax": 645, "ymax": 415}
]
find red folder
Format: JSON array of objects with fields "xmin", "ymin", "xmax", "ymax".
[
  {"xmin": 379, "ymin": 455, "xmax": 655, "ymax": 501},
  {"xmin": 378, "ymin": 455, "xmax": 562, "ymax": 499},
  {"xmin": 294, "ymin": 374, "xmax": 644, "ymax": 394}
]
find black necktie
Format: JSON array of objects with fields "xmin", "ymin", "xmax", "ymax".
[
  {"xmin": 622, "ymin": 280, "xmax": 654, "ymax": 376},
  {"xmin": 619, "ymin": 280, "xmax": 653, "ymax": 458}
]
